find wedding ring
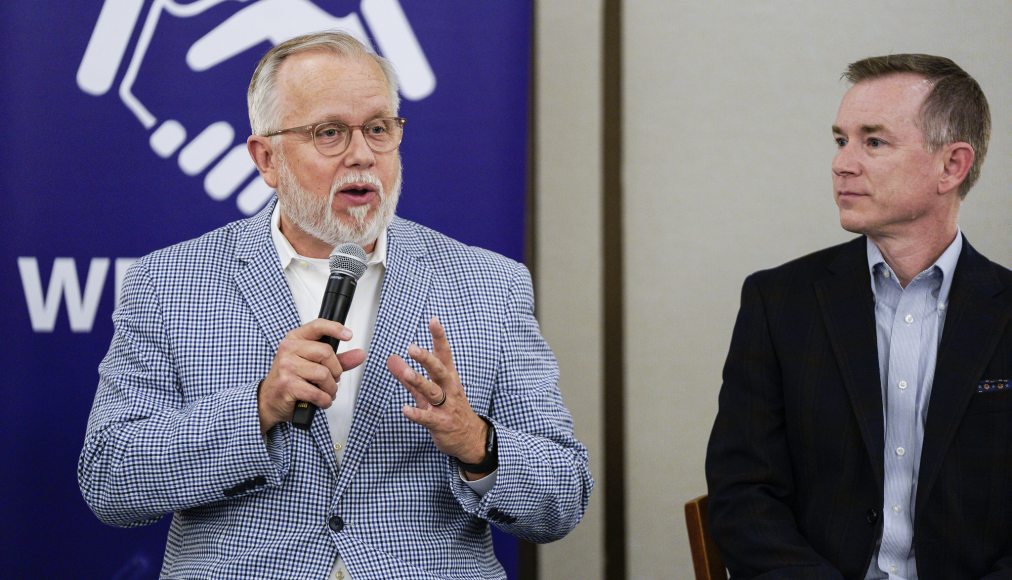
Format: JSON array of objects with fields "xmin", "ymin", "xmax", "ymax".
[{"xmin": 432, "ymin": 389, "xmax": 447, "ymax": 407}]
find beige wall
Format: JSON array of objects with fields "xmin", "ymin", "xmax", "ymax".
[
  {"xmin": 535, "ymin": 2, "xmax": 605, "ymax": 579},
  {"xmin": 536, "ymin": 2, "xmax": 1011, "ymax": 579}
]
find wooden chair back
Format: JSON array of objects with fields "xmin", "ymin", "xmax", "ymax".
[{"xmin": 684, "ymin": 494, "xmax": 727, "ymax": 580}]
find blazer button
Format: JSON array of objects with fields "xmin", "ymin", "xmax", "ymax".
[
  {"xmin": 865, "ymin": 508, "xmax": 879, "ymax": 524},
  {"xmin": 328, "ymin": 516, "xmax": 344, "ymax": 532}
]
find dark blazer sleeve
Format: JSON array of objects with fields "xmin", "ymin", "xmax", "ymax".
[
  {"xmin": 910, "ymin": 240, "xmax": 1012, "ymax": 580},
  {"xmin": 705, "ymin": 274, "xmax": 844, "ymax": 579}
]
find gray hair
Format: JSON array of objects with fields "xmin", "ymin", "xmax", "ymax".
[
  {"xmin": 247, "ymin": 31, "xmax": 401, "ymax": 136},
  {"xmin": 844, "ymin": 54, "xmax": 990, "ymax": 199}
]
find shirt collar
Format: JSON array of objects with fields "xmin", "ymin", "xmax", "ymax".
[
  {"xmin": 866, "ymin": 228, "xmax": 962, "ymax": 304},
  {"xmin": 270, "ymin": 202, "xmax": 388, "ymax": 269}
]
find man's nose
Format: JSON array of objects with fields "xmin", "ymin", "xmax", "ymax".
[
  {"xmin": 832, "ymin": 144, "xmax": 858, "ymax": 176},
  {"xmin": 342, "ymin": 128, "xmax": 376, "ymax": 168}
]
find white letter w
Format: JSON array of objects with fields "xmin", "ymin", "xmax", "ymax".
[{"xmin": 18, "ymin": 257, "xmax": 110, "ymax": 332}]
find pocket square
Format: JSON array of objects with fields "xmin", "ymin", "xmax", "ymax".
[{"xmin": 977, "ymin": 379, "xmax": 1009, "ymax": 394}]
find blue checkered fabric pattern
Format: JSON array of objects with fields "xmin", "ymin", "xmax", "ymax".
[{"xmin": 78, "ymin": 199, "xmax": 593, "ymax": 579}]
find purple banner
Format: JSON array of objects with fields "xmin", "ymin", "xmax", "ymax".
[{"xmin": 0, "ymin": 1, "xmax": 530, "ymax": 577}]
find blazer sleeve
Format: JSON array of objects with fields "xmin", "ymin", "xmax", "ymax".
[
  {"xmin": 983, "ymin": 547, "xmax": 1012, "ymax": 578},
  {"xmin": 77, "ymin": 259, "xmax": 290, "ymax": 527},
  {"xmin": 448, "ymin": 261, "xmax": 593, "ymax": 543},
  {"xmin": 705, "ymin": 274, "xmax": 843, "ymax": 579}
]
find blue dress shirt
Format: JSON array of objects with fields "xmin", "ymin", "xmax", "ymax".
[{"xmin": 865, "ymin": 232, "xmax": 962, "ymax": 580}]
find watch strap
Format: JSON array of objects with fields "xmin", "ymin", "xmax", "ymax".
[{"xmin": 459, "ymin": 416, "xmax": 498, "ymax": 473}]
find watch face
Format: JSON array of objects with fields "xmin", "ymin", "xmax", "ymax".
[{"xmin": 486, "ymin": 421, "xmax": 496, "ymax": 449}]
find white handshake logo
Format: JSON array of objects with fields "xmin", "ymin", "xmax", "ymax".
[{"xmin": 77, "ymin": 0, "xmax": 435, "ymax": 216}]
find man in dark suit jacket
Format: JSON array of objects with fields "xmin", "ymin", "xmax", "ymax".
[{"xmin": 706, "ymin": 54, "xmax": 1011, "ymax": 579}]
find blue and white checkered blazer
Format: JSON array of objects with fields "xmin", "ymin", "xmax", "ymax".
[{"xmin": 78, "ymin": 199, "xmax": 593, "ymax": 579}]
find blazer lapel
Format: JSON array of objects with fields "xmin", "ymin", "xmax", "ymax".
[
  {"xmin": 234, "ymin": 199, "xmax": 301, "ymax": 352},
  {"xmin": 334, "ymin": 218, "xmax": 433, "ymax": 497},
  {"xmin": 814, "ymin": 237, "xmax": 885, "ymax": 487},
  {"xmin": 233, "ymin": 199, "xmax": 342, "ymax": 479},
  {"xmin": 917, "ymin": 239, "xmax": 1009, "ymax": 512}
]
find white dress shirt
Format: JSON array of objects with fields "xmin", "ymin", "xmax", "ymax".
[{"xmin": 269, "ymin": 204, "xmax": 495, "ymax": 579}]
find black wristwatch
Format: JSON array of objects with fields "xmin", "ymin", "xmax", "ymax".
[{"xmin": 459, "ymin": 416, "xmax": 498, "ymax": 473}]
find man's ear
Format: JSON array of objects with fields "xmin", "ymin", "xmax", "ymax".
[
  {"xmin": 937, "ymin": 142, "xmax": 974, "ymax": 196},
  {"xmin": 247, "ymin": 135, "xmax": 279, "ymax": 188}
]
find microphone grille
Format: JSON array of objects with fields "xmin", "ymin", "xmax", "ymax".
[{"xmin": 329, "ymin": 243, "xmax": 368, "ymax": 280}]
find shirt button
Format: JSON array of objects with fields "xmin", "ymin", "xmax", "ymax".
[
  {"xmin": 883, "ymin": 270, "xmax": 891, "ymax": 279},
  {"xmin": 892, "ymin": 505, "xmax": 903, "ymax": 514},
  {"xmin": 328, "ymin": 516, "xmax": 344, "ymax": 532},
  {"xmin": 896, "ymin": 447, "xmax": 906, "ymax": 456},
  {"xmin": 904, "ymin": 314, "xmax": 914, "ymax": 324},
  {"xmin": 334, "ymin": 442, "xmax": 344, "ymax": 452},
  {"xmin": 890, "ymin": 565, "xmax": 898, "ymax": 573},
  {"xmin": 938, "ymin": 303, "xmax": 946, "ymax": 312},
  {"xmin": 898, "ymin": 380, "xmax": 908, "ymax": 390}
]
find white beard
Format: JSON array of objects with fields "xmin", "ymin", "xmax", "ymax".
[{"xmin": 275, "ymin": 152, "xmax": 401, "ymax": 249}]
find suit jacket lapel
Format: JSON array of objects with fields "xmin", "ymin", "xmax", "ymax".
[
  {"xmin": 233, "ymin": 199, "xmax": 342, "ymax": 480},
  {"xmin": 814, "ymin": 237, "xmax": 885, "ymax": 487},
  {"xmin": 334, "ymin": 218, "xmax": 433, "ymax": 497},
  {"xmin": 234, "ymin": 199, "xmax": 301, "ymax": 351},
  {"xmin": 917, "ymin": 238, "xmax": 1009, "ymax": 512}
]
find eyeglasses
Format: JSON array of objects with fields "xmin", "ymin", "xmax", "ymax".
[{"xmin": 264, "ymin": 117, "xmax": 406, "ymax": 156}]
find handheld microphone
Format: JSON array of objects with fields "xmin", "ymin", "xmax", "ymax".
[{"xmin": 292, "ymin": 242, "xmax": 369, "ymax": 430}]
